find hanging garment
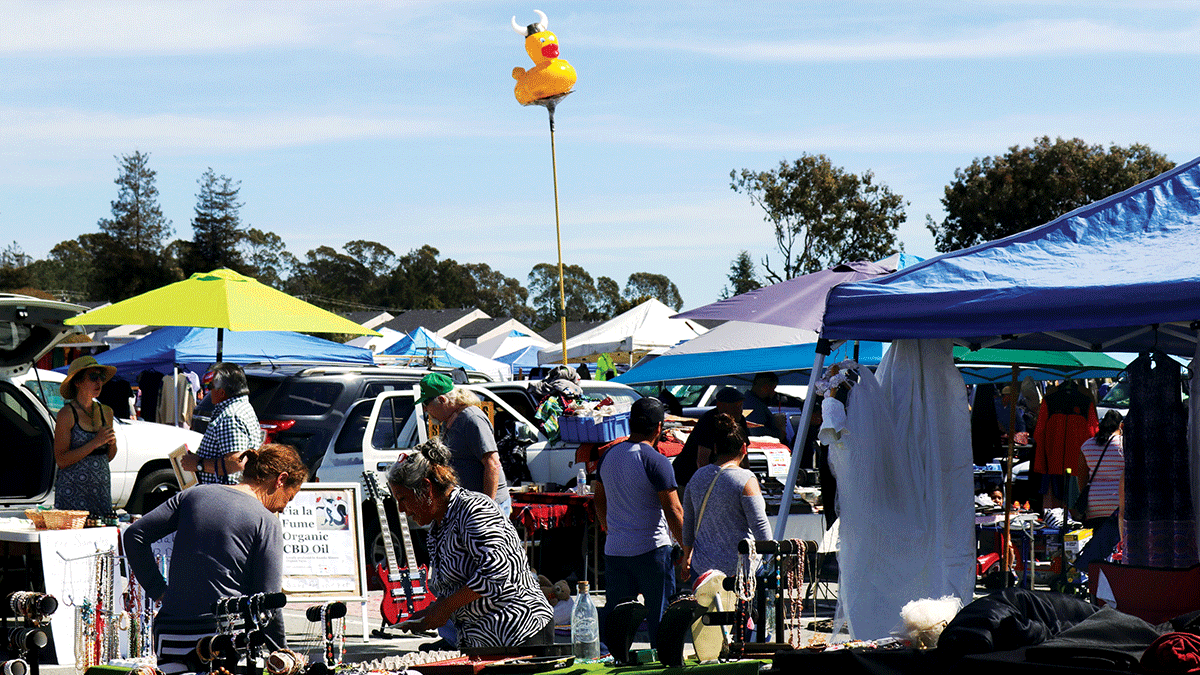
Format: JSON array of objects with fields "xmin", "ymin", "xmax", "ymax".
[
  {"xmin": 829, "ymin": 339, "xmax": 974, "ymax": 640},
  {"xmin": 971, "ymin": 384, "xmax": 1002, "ymax": 466},
  {"xmin": 138, "ymin": 369, "xmax": 163, "ymax": 423},
  {"xmin": 1124, "ymin": 351, "xmax": 1196, "ymax": 568},
  {"xmin": 157, "ymin": 372, "xmax": 197, "ymax": 428},
  {"xmin": 1033, "ymin": 382, "xmax": 1098, "ymax": 497}
]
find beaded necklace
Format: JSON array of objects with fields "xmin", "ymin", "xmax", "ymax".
[{"xmin": 735, "ymin": 539, "xmax": 760, "ymax": 602}]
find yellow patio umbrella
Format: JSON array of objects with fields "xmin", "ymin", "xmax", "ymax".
[{"xmin": 65, "ymin": 269, "xmax": 379, "ymax": 361}]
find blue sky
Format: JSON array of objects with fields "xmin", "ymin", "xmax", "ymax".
[{"xmin": 2, "ymin": 1, "xmax": 1197, "ymax": 309}]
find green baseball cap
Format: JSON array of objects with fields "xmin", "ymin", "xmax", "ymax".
[{"xmin": 418, "ymin": 372, "xmax": 455, "ymax": 405}]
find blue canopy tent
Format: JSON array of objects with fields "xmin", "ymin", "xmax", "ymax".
[
  {"xmin": 823, "ymin": 156, "xmax": 1200, "ymax": 356},
  {"xmin": 811, "ymin": 156, "xmax": 1200, "ymax": 639},
  {"xmin": 494, "ymin": 345, "xmax": 542, "ymax": 371},
  {"xmin": 381, "ymin": 327, "xmax": 512, "ymax": 381},
  {"xmin": 86, "ymin": 325, "xmax": 374, "ymax": 379},
  {"xmin": 614, "ymin": 333, "xmax": 883, "ymax": 386}
]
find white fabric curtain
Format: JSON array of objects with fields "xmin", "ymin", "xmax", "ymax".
[{"xmin": 829, "ymin": 339, "xmax": 975, "ymax": 639}]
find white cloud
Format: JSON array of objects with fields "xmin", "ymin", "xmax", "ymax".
[
  {"xmin": 0, "ymin": 1, "xmax": 495, "ymax": 56},
  {"xmin": 0, "ymin": 1, "xmax": 318, "ymax": 54},
  {"xmin": 590, "ymin": 18, "xmax": 1200, "ymax": 62},
  {"xmin": 0, "ymin": 106, "xmax": 515, "ymax": 152}
]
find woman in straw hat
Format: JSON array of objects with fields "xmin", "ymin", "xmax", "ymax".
[{"xmin": 53, "ymin": 355, "xmax": 118, "ymax": 515}]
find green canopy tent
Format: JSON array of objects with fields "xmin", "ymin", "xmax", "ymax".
[{"xmin": 954, "ymin": 347, "xmax": 1127, "ymax": 384}]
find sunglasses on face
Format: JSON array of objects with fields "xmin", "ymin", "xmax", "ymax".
[{"xmin": 85, "ymin": 371, "xmax": 106, "ymax": 383}]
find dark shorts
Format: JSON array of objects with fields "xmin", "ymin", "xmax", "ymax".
[{"xmin": 1039, "ymin": 473, "xmax": 1068, "ymax": 499}]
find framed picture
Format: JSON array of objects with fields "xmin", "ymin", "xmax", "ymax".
[
  {"xmin": 169, "ymin": 444, "xmax": 198, "ymax": 490},
  {"xmin": 280, "ymin": 482, "xmax": 368, "ymax": 602}
]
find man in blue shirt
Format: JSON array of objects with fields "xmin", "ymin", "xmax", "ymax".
[
  {"xmin": 595, "ymin": 397, "xmax": 684, "ymax": 648},
  {"xmin": 181, "ymin": 363, "xmax": 264, "ymax": 484}
]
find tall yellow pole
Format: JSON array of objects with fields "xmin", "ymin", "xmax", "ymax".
[{"xmin": 547, "ymin": 101, "xmax": 568, "ymax": 365}]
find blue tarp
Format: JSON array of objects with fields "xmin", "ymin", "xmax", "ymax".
[
  {"xmin": 823, "ymin": 156, "xmax": 1200, "ymax": 356},
  {"xmin": 86, "ymin": 326, "xmax": 374, "ymax": 379}
]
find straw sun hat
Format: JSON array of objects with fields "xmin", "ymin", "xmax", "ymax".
[{"xmin": 59, "ymin": 356, "xmax": 117, "ymax": 398}]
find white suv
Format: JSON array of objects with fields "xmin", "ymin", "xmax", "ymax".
[{"xmin": 0, "ymin": 295, "xmax": 201, "ymax": 516}]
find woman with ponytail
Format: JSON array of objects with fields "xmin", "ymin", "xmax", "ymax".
[
  {"xmin": 680, "ymin": 413, "xmax": 772, "ymax": 582},
  {"xmin": 124, "ymin": 443, "xmax": 308, "ymax": 674},
  {"xmin": 387, "ymin": 438, "xmax": 552, "ymax": 648}
]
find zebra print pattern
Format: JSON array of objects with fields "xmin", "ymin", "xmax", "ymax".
[{"xmin": 427, "ymin": 488, "xmax": 553, "ymax": 648}]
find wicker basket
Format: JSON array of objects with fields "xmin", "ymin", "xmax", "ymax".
[
  {"xmin": 24, "ymin": 509, "xmax": 47, "ymax": 530},
  {"xmin": 42, "ymin": 510, "xmax": 89, "ymax": 530}
]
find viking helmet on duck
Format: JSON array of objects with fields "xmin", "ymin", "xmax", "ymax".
[{"xmin": 510, "ymin": 9, "xmax": 577, "ymax": 106}]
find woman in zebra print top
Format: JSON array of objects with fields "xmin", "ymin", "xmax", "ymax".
[{"xmin": 388, "ymin": 438, "xmax": 553, "ymax": 648}]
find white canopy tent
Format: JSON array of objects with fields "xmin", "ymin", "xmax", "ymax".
[
  {"xmin": 537, "ymin": 298, "xmax": 708, "ymax": 364},
  {"xmin": 469, "ymin": 330, "xmax": 555, "ymax": 360}
]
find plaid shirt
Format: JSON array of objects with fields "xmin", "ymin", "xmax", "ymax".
[{"xmin": 196, "ymin": 395, "xmax": 264, "ymax": 485}]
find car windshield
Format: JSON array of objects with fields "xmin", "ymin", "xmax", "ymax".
[
  {"xmin": 581, "ymin": 383, "xmax": 641, "ymax": 405},
  {"xmin": 22, "ymin": 380, "xmax": 65, "ymax": 414},
  {"xmin": 1099, "ymin": 377, "xmax": 1131, "ymax": 408},
  {"xmin": 631, "ymin": 384, "xmax": 705, "ymax": 406}
]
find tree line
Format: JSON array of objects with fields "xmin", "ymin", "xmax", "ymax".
[
  {"xmin": 1, "ymin": 138, "xmax": 1174, "ymax": 330},
  {"xmin": 0, "ymin": 151, "xmax": 686, "ymax": 330}
]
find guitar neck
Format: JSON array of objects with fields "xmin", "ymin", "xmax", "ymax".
[
  {"xmin": 363, "ymin": 472, "xmax": 402, "ymax": 574},
  {"xmin": 396, "ymin": 509, "xmax": 420, "ymax": 572}
]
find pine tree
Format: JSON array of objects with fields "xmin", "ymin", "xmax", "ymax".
[
  {"xmin": 92, "ymin": 151, "xmax": 177, "ymax": 300},
  {"xmin": 721, "ymin": 250, "xmax": 761, "ymax": 298},
  {"xmin": 97, "ymin": 151, "xmax": 172, "ymax": 255},
  {"xmin": 186, "ymin": 168, "xmax": 246, "ymax": 275}
]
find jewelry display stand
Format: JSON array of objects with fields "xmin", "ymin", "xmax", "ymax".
[
  {"xmin": 705, "ymin": 538, "xmax": 822, "ymax": 658},
  {"xmin": 201, "ymin": 592, "xmax": 289, "ymax": 675},
  {"xmin": 3, "ymin": 591, "xmax": 59, "ymax": 675},
  {"xmin": 301, "ymin": 601, "xmax": 347, "ymax": 675}
]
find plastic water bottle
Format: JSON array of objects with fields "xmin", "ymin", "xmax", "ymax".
[
  {"xmin": 576, "ymin": 466, "xmax": 589, "ymax": 495},
  {"xmin": 571, "ymin": 581, "xmax": 600, "ymax": 660}
]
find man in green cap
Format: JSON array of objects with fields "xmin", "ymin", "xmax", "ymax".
[{"xmin": 417, "ymin": 373, "xmax": 511, "ymax": 517}]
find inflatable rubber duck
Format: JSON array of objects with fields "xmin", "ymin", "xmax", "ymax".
[{"xmin": 511, "ymin": 10, "xmax": 577, "ymax": 106}]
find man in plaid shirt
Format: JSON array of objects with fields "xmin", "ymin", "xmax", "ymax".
[{"xmin": 181, "ymin": 363, "xmax": 264, "ymax": 485}]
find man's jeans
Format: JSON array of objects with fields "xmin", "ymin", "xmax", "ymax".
[{"xmin": 600, "ymin": 546, "xmax": 676, "ymax": 647}]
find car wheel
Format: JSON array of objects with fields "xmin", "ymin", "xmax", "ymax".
[{"xmin": 129, "ymin": 468, "xmax": 180, "ymax": 515}]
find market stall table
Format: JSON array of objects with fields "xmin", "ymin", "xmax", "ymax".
[
  {"xmin": 0, "ymin": 522, "xmax": 122, "ymax": 666},
  {"xmin": 510, "ymin": 492, "xmax": 600, "ymax": 589}
]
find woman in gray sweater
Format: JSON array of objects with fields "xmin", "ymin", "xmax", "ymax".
[
  {"xmin": 124, "ymin": 444, "xmax": 308, "ymax": 675},
  {"xmin": 681, "ymin": 413, "xmax": 772, "ymax": 582}
]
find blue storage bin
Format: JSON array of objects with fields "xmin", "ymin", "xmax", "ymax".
[{"xmin": 558, "ymin": 411, "xmax": 630, "ymax": 443}]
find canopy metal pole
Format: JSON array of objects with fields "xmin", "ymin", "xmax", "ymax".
[
  {"xmin": 1002, "ymin": 365, "xmax": 1020, "ymax": 583},
  {"xmin": 773, "ymin": 340, "xmax": 832, "ymax": 540}
]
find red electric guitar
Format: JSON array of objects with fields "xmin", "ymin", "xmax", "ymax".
[{"xmin": 362, "ymin": 471, "xmax": 435, "ymax": 625}]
